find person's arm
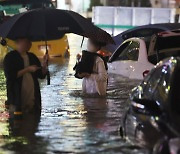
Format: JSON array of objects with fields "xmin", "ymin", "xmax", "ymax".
[
  {"xmin": 78, "ymin": 59, "xmax": 107, "ymax": 80},
  {"xmin": 17, "ymin": 65, "xmax": 40, "ymax": 78},
  {"xmin": 31, "ymin": 53, "xmax": 48, "ymax": 79},
  {"xmin": 17, "ymin": 68, "xmax": 29, "ymax": 78}
]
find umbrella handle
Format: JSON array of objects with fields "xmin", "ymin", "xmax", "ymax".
[
  {"xmin": 45, "ymin": 53, "xmax": 50, "ymax": 85},
  {"xmin": 47, "ymin": 70, "xmax": 50, "ymax": 85},
  {"xmin": 45, "ymin": 40, "xmax": 50, "ymax": 85},
  {"xmin": 80, "ymin": 36, "xmax": 84, "ymax": 49}
]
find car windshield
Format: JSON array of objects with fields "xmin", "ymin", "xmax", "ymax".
[
  {"xmin": 109, "ymin": 41, "xmax": 140, "ymax": 62},
  {"xmin": 0, "ymin": 0, "xmax": 54, "ymax": 15}
]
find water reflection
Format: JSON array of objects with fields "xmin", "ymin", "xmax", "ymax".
[{"xmin": 1, "ymin": 115, "xmax": 49, "ymax": 153}]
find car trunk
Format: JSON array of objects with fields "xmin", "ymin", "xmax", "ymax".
[{"xmin": 148, "ymin": 35, "xmax": 180, "ymax": 64}]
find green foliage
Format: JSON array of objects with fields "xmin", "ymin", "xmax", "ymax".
[
  {"xmin": 0, "ymin": 68, "xmax": 7, "ymax": 100},
  {"xmin": 88, "ymin": 0, "xmax": 103, "ymax": 11},
  {"xmin": 120, "ymin": 0, "xmax": 151, "ymax": 7}
]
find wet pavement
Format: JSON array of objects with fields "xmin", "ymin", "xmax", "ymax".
[{"xmin": 0, "ymin": 35, "xmax": 149, "ymax": 154}]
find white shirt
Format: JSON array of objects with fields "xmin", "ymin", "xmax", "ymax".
[{"xmin": 82, "ymin": 56, "xmax": 107, "ymax": 96}]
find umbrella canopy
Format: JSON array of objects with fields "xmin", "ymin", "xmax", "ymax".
[{"xmin": 0, "ymin": 8, "xmax": 114, "ymax": 44}]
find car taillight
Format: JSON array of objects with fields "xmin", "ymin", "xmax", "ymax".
[{"xmin": 143, "ymin": 70, "xmax": 149, "ymax": 78}]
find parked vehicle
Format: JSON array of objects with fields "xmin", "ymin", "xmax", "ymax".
[
  {"xmin": 108, "ymin": 38, "xmax": 153, "ymax": 79},
  {"xmin": 102, "ymin": 23, "xmax": 180, "ymax": 53},
  {"xmin": 108, "ymin": 30, "xmax": 180, "ymax": 80},
  {"xmin": 119, "ymin": 57, "xmax": 180, "ymax": 153}
]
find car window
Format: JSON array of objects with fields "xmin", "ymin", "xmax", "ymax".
[
  {"xmin": 117, "ymin": 41, "xmax": 139, "ymax": 61},
  {"xmin": 143, "ymin": 66, "xmax": 163, "ymax": 99},
  {"xmin": 109, "ymin": 41, "xmax": 130, "ymax": 62},
  {"xmin": 153, "ymin": 65, "xmax": 171, "ymax": 105}
]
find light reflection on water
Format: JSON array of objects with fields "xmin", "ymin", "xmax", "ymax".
[{"xmin": 0, "ymin": 35, "xmax": 149, "ymax": 153}]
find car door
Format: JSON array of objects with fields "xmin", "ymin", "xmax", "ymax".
[
  {"xmin": 124, "ymin": 66, "xmax": 165, "ymax": 147},
  {"xmin": 108, "ymin": 41, "xmax": 140, "ymax": 78}
]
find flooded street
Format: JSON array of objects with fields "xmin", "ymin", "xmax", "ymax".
[{"xmin": 0, "ymin": 35, "xmax": 149, "ymax": 154}]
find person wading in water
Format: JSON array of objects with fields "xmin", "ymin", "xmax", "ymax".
[
  {"xmin": 74, "ymin": 39, "xmax": 108, "ymax": 96},
  {"xmin": 3, "ymin": 38, "xmax": 48, "ymax": 118}
]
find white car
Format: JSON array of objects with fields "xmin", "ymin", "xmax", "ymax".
[
  {"xmin": 108, "ymin": 30, "xmax": 180, "ymax": 80},
  {"xmin": 108, "ymin": 38, "xmax": 154, "ymax": 80}
]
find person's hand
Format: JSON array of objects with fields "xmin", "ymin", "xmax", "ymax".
[
  {"xmin": 78, "ymin": 73, "xmax": 90, "ymax": 78},
  {"xmin": 27, "ymin": 65, "xmax": 40, "ymax": 73},
  {"xmin": 76, "ymin": 53, "xmax": 81, "ymax": 61}
]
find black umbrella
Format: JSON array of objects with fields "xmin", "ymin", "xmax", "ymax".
[
  {"xmin": 0, "ymin": 8, "xmax": 114, "ymax": 43},
  {"xmin": 0, "ymin": 8, "xmax": 114, "ymax": 85}
]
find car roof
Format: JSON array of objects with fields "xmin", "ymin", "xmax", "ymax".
[{"xmin": 115, "ymin": 23, "xmax": 180, "ymax": 38}]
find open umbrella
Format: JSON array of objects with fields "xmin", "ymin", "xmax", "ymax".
[
  {"xmin": 0, "ymin": 8, "xmax": 114, "ymax": 43},
  {"xmin": 0, "ymin": 8, "xmax": 114, "ymax": 84}
]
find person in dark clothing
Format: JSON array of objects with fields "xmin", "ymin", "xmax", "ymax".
[{"xmin": 3, "ymin": 38, "xmax": 48, "ymax": 118}]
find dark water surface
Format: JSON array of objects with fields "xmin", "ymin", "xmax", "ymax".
[{"xmin": 0, "ymin": 35, "xmax": 149, "ymax": 154}]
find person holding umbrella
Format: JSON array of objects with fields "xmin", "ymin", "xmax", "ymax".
[
  {"xmin": 3, "ymin": 38, "xmax": 48, "ymax": 118},
  {"xmin": 74, "ymin": 39, "xmax": 108, "ymax": 96}
]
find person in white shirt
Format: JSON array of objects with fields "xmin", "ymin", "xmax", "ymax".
[{"xmin": 76, "ymin": 39, "xmax": 108, "ymax": 96}]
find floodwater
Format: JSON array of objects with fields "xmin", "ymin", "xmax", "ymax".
[{"xmin": 0, "ymin": 35, "xmax": 149, "ymax": 154}]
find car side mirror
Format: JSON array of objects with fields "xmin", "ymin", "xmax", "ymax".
[{"xmin": 131, "ymin": 98, "xmax": 162, "ymax": 116}]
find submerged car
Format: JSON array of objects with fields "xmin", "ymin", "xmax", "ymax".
[
  {"xmin": 108, "ymin": 30, "xmax": 180, "ymax": 80},
  {"xmin": 108, "ymin": 38, "xmax": 153, "ymax": 79},
  {"xmin": 120, "ymin": 57, "xmax": 180, "ymax": 153},
  {"xmin": 102, "ymin": 23, "xmax": 180, "ymax": 53}
]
